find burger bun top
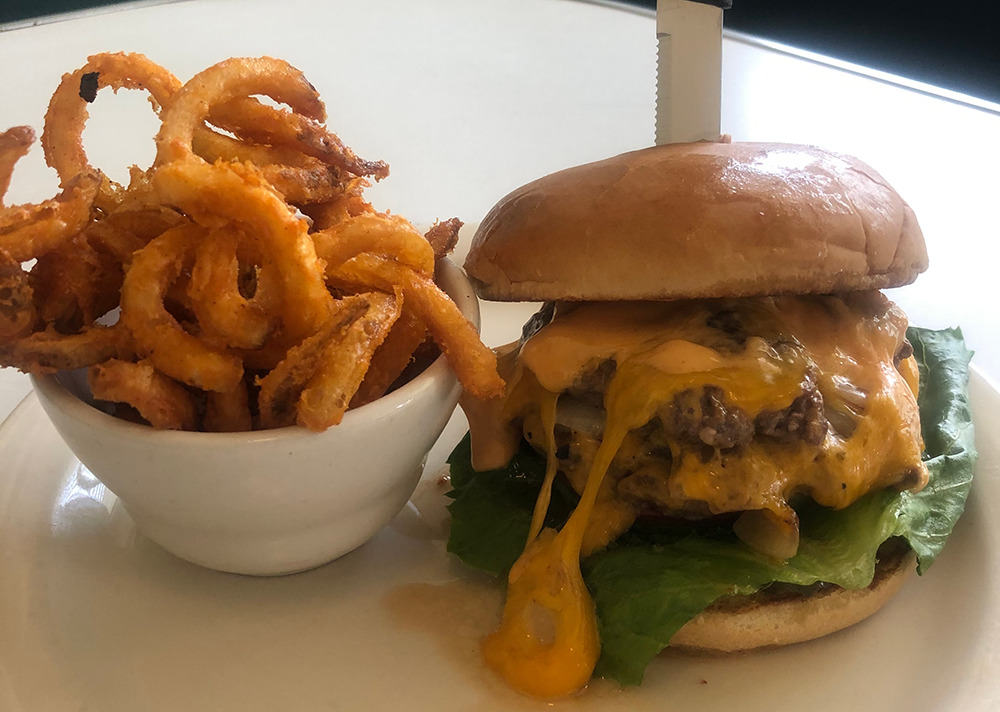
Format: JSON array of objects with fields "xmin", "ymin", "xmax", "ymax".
[{"xmin": 464, "ymin": 142, "xmax": 928, "ymax": 302}]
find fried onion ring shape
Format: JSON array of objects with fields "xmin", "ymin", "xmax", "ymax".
[
  {"xmin": 203, "ymin": 379, "xmax": 254, "ymax": 432},
  {"xmin": 312, "ymin": 212, "xmax": 435, "ymax": 277},
  {"xmin": 0, "ymin": 170, "xmax": 100, "ymax": 261},
  {"xmin": 0, "ymin": 249, "xmax": 36, "ymax": 339},
  {"xmin": 207, "ymin": 97, "xmax": 389, "ymax": 180},
  {"xmin": 0, "ymin": 324, "xmax": 130, "ymax": 374},
  {"xmin": 152, "ymin": 159, "xmax": 334, "ymax": 347},
  {"xmin": 89, "ymin": 358, "xmax": 198, "ymax": 430},
  {"xmin": 297, "ymin": 289, "xmax": 402, "ymax": 431},
  {"xmin": 326, "ymin": 253, "xmax": 504, "ymax": 400},
  {"xmin": 155, "ymin": 56, "xmax": 325, "ymax": 167},
  {"xmin": 187, "ymin": 225, "xmax": 280, "ymax": 350},
  {"xmin": 120, "ymin": 223, "xmax": 243, "ymax": 392},
  {"xmin": 0, "ymin": 126, "xmax": 34, "ymax": 203},
  {"xmin": 42, "ymin": 52, "xmax": 181, "ymax": 187},
  {"xmin": 256, "ymin": 296, "xmax": 369, "ymax": 429}
]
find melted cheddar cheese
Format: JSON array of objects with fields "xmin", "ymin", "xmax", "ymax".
[{"xmin": 468, "ymin": 293, "xmax": 927, "ymax": 698}]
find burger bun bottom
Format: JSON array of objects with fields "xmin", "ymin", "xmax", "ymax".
[{"xmin": 670, "ymin": 545, "xmax": 915, "ymax": 653}]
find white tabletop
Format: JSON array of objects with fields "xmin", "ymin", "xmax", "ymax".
[{"xmin": 1, "ymin": 0, "xmax": 998, "ymax": 420}]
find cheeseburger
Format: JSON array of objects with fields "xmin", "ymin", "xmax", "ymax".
[{"xmin": 447, "ymin": 141, "xmax": 975, "ymax": 699}]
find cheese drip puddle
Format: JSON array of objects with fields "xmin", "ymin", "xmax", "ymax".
[
  {"xmin": 475, "ymin": 295, "xmax": 927, "ymax": 698},
  {"xmin": 482, "ymin": 364, "xmax": 657, "ymax": 699}
]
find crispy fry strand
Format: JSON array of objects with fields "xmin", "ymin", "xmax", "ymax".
[
  {"xmin": 297, "ymin": 289, "xmax": 402, "ymax": 430},
  {"xmin": 0, "ymin": 249, "xmax": 36, "ymax": 339},
  {"xmin": 120, "ymin": 223, "xmax": 244, "ymax": 392},
  {"xmin": 83, "ymin": 219, "xmax": 152, "ymax": 264},
  {"xmin": 203, "ymin": 378, "xmax": 254, "ymax": 432},
  {"xmin": 349, "ymin": 303, "xmax": 426, "ymax": 409},
  {"xmin": 254, "ymin": 162, "xmax": 343, "ymax": 206},
  {"xmin": 301, "ymin": 177, "xmax": 372, "ymax": 231},
  {"xmin": 327, "ymin": 253, "xmax": 504, "ymax": 400},
  {"xmin": 100, "ymin": 165, "xmax": 187, "ymax": 244},
  {"xmin": 191, "ymin": 125, "xmax": 322, "ymax": 169},
  {"xmin": 191, "ymin": 127, "xmax": 343, "ymax": 204},
  {"xmin": 0, "ymin": 170, "xmax": 100, "ymax": 261},
  {"xmin": 256, "ymin": 296, "xmax": 368, "ymax": 429},
  {"xmin": 89, "ymin": 358, "xmax": 198, "ymax": 430},
  {"xmin": 0, "ymin": 126, "xmax": 34, "ymax": 203},
  {"xmin": 424, "ymin": 218, "xmax": 463, "ymax": 259},
  {"xmin": 208, "ymin": 97, "xmax": 389, "ymax": 180},
  {"xmin": 30, "ymin": 232, "xmax": 123, "ymax": 332},
  {"xmin": 313, "ymin": 212, "xmax": 435, "ymax": 277},
  {"xmin": 0, "ymin": 324, "xmax": 130, "ymax": 373}
]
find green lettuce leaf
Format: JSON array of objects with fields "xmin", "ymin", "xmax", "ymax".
[
  {"xmin": 894, "ymin": 327, "xmax": 977, "ymax": 573},
  {"xmin": 585, "ymin": 489, "xmax": 906, "ymax": 684},
  {"xmin": 445, "ymin": 326, "xmax": 977, "ymax": 686},
  {"xmin": 446, "ymin": 436, "xmax": 577, "ymax": 576}
]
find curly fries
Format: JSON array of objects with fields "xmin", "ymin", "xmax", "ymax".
[{"xmin": 0, "ymin": 53, "xmax": 503, "ymax": 431}]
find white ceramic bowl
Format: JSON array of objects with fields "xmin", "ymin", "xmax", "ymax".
[{"xmin": 31, "ymin": 258, "xmax": 476, "ymax": 576}]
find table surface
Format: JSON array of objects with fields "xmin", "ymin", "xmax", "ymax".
[{"xmin": 1, "ymin": 3, "xmax": 998, "ymax": 710}]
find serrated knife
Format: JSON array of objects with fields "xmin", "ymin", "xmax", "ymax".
[{"xmin": 655, "ymin": 0, "xmax": 732, "ymax": 144}]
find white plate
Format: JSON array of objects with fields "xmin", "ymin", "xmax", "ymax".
[{"xmin": 0, "ymin": 363, "xmax": 997, "ymax": 711}]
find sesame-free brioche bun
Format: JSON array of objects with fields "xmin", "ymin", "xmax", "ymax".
[
  {"xmin": 670, "ymin": 545, "xmax": 915, "ymax": 654},
  {"xmin": 464, "ymin": 142, "xmax": 928, "ymax": 302}
]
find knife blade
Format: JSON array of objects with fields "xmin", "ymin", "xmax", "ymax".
[{"xmin": 655, "ymin": 0, "xmax": 731, "ymax": 145}]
